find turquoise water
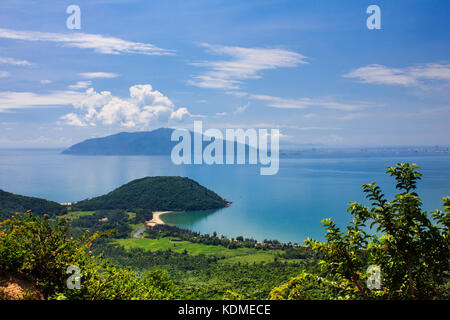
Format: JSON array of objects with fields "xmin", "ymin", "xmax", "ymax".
[{"xmin": 0, "ymin": 149, "xmax": 449, "ymax": 243}]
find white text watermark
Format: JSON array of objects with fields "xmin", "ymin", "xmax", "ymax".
[{"xmin": 171, "ymin": 121, "xmax": 279, "ymax": 175}]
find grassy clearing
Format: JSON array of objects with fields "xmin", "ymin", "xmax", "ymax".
[
  {"xmin": 113, "ymin": 237, "xmax": 299, "ymax": 264},
  {"xmin": 126, "ymin": 212, "xmax": 136, "ymax": 220},
  {"xmin": 61, "ymin": 210, "xmax": 95, "ymax": 221},
  {"xmin": 115, "ymin": 237, "xmax": 227, "ymax": 255}
]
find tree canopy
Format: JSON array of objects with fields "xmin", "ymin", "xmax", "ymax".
[
  {"xmin": 73, "ymin": 176, "xmax": 229, "ymax": 212},
  {"xmin": 271, "ymin": 163, "xmax": 449, "ymax": 300},
  {"xmin": 0, "ymin": 189, "xmax": 67, "ymax": 221}
]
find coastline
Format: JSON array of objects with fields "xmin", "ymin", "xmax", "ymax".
[
  {"xmin": 143, "ymin": 202, "xmax": 231, "ymax": 228},
  {"xmin": 144, "ymin": 211, "xmax": 173, "ymax": 227}
]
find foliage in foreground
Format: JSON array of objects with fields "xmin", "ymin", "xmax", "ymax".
[
  {"xmin": 270, "ymin": 163, "xmax": 449, "ymax": 300},
  {"xmin": 0, "ymin": 212, "xmax": 179, "ymax": 300},
  {"xmin": 98, "ymin": 240, "xmax": 313, "ymax": 299}
]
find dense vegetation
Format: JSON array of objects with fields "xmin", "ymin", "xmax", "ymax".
[
  {"xmin": 1, "ymin": 163, "xmax": 448, "ymax": 300},
  {"xmin": 0, "ymin": 213, "xmax": 179, "ymax": 299},
  {"xmin": 270, "ymin": 163, "xmax": 449, "ymax": 300},
  {"xmin": 143, "ymin": 224, "xmax": 301, "ymax": 250},
  {"xmin": 73, "ymin": 176, "xmax": 228, "ymax": 212},
  {"xmin": 0, "ymin": 189, "xmax": 67, "ymax": 221},
  {"xmin": 95, "ymin": 241, "xmax": 314, "ymax": 299}
]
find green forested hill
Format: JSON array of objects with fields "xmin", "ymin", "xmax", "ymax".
[
  {"xmin": 0, "ymin": 189, "xmax": 67, "ymax": 220},
  {"xmin": 73, "ymin": 176, "xmax": 229, "ymax": 211}
]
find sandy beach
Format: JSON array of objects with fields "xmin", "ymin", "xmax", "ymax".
[{"xmin": 144, "ymin": 211, "xmax": 173, "ymax": 227}]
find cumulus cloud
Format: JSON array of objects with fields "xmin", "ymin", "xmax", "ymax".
[
  {"xmin": 78, "ymin": 72, "xmax": 119, "ymax": 79},
  {"xmin": 61, "ymin": 84, "xmax": 190, "ymax": 127},
  {"xmin": 0, "ymin": 28, "xmax": 174, "ymax": 56},
  {"xmin": 60, "ymin": 113, "xmax": 87, "ymax": 127},
  {"xmin": 188, "ymin": 43, "xmax": 307, "ymax": 89},
  {"xmin": 343, "ymin": 63, "xmax": 450, "ymax": 87}
]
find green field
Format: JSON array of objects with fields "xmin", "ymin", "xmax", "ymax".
[
  {"xmin": 114, "ymin": 237, "xmax": 301, "ymax": 264},
  {"xmin": 65, "ymin": 210, "xmax": 303, "ymax": 264},
  {"xmin": 61, "ymin": 210, "xmax": 95, "ymax": 221}
]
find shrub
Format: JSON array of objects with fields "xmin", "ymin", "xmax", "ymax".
[{"xmin": 0, "ymin": 212, "xmax": 180, "ymax": 300}]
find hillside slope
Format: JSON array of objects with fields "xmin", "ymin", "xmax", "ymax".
[
  {"xmin": 61, "ymin": 127, "xmax": 253, "ymax": 157},
  {"xmin": 73, "ymin": 176, "xmax": 229, "ymax": 211},
  {"xmin": 62, "ymin": 128, "xmax": 175, "ymax": 155},
  {"xmin": 0, "ymin": 189, "xmax": 67, "ymax": 221}
]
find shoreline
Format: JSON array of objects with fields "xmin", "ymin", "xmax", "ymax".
[
  {"xmin": 144, "ymin": 211, "xmax": 174, "ymax": 227},
  {"xmin": 143, "ymin": 202, "xmax": 231, "ymax": 228}
]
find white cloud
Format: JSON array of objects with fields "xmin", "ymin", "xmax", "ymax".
[
  {"xmin": 409, "ymin": 64, "xmax": 450, "ymax": 81},
  {"xmin": 295, "ymin": 126, "xmax": 342, "ymax": 131},
  {"xmin": 226, "ymin": 91, "xmax": 248, "ymax": 98},
  {"xmin": 384, "ymin": 106, "xmax": 450, "ymax": 119},
  {"xmin": 0, "ymin": 28, "xmax": 173, "ymax": 56},
  {"xmin": 343, "ymin": 63, "xmax": 450, "ymax": 87},
  {"xmin": 78, "ymin": 72, "xmax": 119, "ymax": 79},
  {"xmin": 260, "ymin": 130, "xmax": 292, "ymax": 141},
  {"xmin": 317, "ymin": 134, "xmax": 345, "ymax": 144},
  {"xmin": 60, "ymin": 113, "xmax": 87, "ymax": 127},
  {"xmin": 216, "ymin": 112, "xmax": 227, "ymax": 116},
  {"xmin": 251, "ymin": 94, "xmax": 363, "ymax": 111},
  {"xmin": 234, "ymin": 102, "xmax": 249, "ymax": 114},
  {"xmin": 170, "ymin": 107, "xmax": 190, "ymax": 121},
  {"xmin": 62, "ymin": 84, "xmax": 190, "ymax": 127},
  {"xmin": 0, "ymin": 90, "xmax": 84, "ymax": 110},
  {"xmin": 336, "ymin": 106, "xmax": 450, "ymax": 121},
  {"xmin": 68, "ymin": 81, "xmax": 92, "ymax": 90},
  {"xmin": 0, "ymin": 57, "xmax": 32, "ymax": 66},
  {"xmin": 336, "ymin": 112, "xmax": 368, "ymax": 120},
  {"xmin": 0, "ymin": 71, "xmax": 11, "ymax": 78},
  {"xmin": 40, "ymin": 80, "xmax": 52, "ymax": 84},
  {"xmin": 0, "ymin": 84, "xmax": 189, "ymax": 128},
  {"xmin": 303, "ymin": 113, "xmax": 317, "ymax": 119},
  {"xmin": 188, "ymin": 43, "xmax": 307, "ymax": 89}
]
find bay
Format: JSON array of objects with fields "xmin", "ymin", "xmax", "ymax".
[{"xmin": 0, "ymin": 149, "xmax": 448, "ymax": 243}]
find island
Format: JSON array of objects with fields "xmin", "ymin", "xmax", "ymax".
[{"xmin": 72, "ymin": 176, "xmax": 230, "ymax": 212}]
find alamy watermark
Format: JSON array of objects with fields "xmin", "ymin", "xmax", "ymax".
[
  {"xmin": 66, "ymin": 5, "xmax": 81, "ymax": 30},
  {"xmin": 66, "ymin": 265, "xmax": 81, "ymax": 290},
  {"xmin": 171, "ymin": 121, "xmax": 279, "ymax": 175},
  {"xmin": 366, "ymin": 265, "xmax": 382, "ymax": 290},
  {"xmin": 366, "ymin": 5, "xmax": 381, "ymax": 30}
]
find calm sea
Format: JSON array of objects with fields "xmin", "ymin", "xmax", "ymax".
[{"xmin": 0, "ymin": 149, "xmax": 448, "ymax": 243}]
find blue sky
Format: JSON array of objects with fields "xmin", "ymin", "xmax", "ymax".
[{"xmin": 0, "ymin": 0, "xmax": 449, "ymax": 148}]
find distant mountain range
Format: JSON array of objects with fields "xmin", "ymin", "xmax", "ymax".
[
  {"xmin": 62, "ymin": 128, "xmax": 176, "ymax": 155},
  {"xmin": 62, "ymin": 127, "xmax": 253, "ymax": 156},
  {"xmin": 61, "ymin": 128, "xmax": 449, "ymax": 157}
]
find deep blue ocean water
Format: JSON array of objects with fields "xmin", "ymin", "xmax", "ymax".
[{"xmin": 0, "ymin": 149, "xmax": 448, "ymax": 243}]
